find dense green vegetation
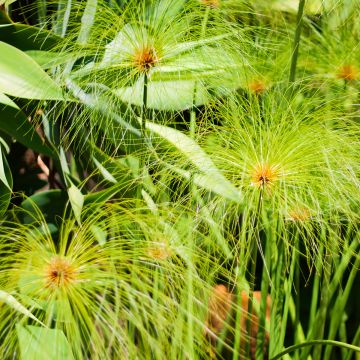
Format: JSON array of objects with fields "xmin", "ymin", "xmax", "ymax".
[{"xmin": 0, "ymin": 0, "xmax": 359, "ymax": 359}]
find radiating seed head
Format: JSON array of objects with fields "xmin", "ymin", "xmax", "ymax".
[
  {"xmin": 199, "ymin": 0, "xmax": 221, "ymax": 8},
  {"xmin": 336, "ymin": 64, "xmax": 358, "ymax": 81},
  {"xmin": 133, "ymin": 45, "xmax": 159, "ymax": 73},
  {"xmin": 251, "ymin": 163, "xmax": 279, "ymax": 189},
  {"xmin": 249, "ymin": 80, "xmax": 267, "ymax": 95},
  {"xmin": 45, "ymin": 256, "xmax": 78, "ymax": 289},
  {"xmin": 147, "ymin": 242, "xmax": 172, "ymax": 260}
]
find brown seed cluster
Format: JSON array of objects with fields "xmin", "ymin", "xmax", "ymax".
[
  {"xmin": 200, "ymin": 0, "xmax": 221, "ymax": 8},
  {"xmin": 251, "ymin": 163, "xmax": 279, "ymax": 189},
  {"xmin": 249, "ymin": 80, "xmax": 266, "ymax": 95},
  {"xmin": 336, "ymin": 64, "xmax": 358, "ymax": 81},
  {"xmin": 147, "ymin": 242, "xmax": 172, "ymax": 260},
  {"xmin": 45, "ymin": 256, "xmax": 78, "ymax": 289},
  {"xmin": 133, "ymin": 45, "xmax": 158, "ymax": 73}
]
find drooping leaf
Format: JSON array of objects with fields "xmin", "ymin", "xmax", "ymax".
[
  {"xmin": 0, "ymin": 22, "xmax": 60, "ymax": 50},
  {"xmin": 90, "ymin": 224, "xmax": 107, "ymax": 245},
  {"xmin": 0, "ymin": 0, "xmax": 17, "ymax": 5},
  {"xmin": 0, "ymin": 105, "xmax": 56, "ymax": 158},
  {"xmin": 0, "ymin": 41, "xmax": 64, "ymax": 100},
  {"xmin": 25, "ymin": 50, "xmax": 76, "ymax": 70},
  {"xmin": 77, "ymin": 0, "xmax": 98, "ymax": 45},
  {"xmin": 0, "ymin": 142, "xmax": 12, "ymax": 217},
  {"xmin": 256, "ymin": 0, "xmax": 323, "ymax": 15},
  {"xmin": 0, "ymin": 290, "xmax": 44, "ymax": 326},
  {"xmin": 68, "ymin": 182, "xmax": 84, "ymax": 225},
  {"xmin": 16, "ymin": 325, "xmax": 74, "ymax": 360},
  {"xmin": 144, "ymin": 120, "xmax": 242, "ymax": 202},
  {"xmin": 0, "ymin": 93, "xmax": 19, "ymax": 109},
  {"xmin": 114, "ymin": 77, "xmax": 209, "ymax": 111}
]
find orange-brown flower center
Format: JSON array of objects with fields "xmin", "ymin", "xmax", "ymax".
[
  {"xmin": 147, "ymin": 242, "xmax": 172, "ymax": 260},
  {"xmin": 45, "ymin": 257, "xmax": 78, "ymax": 289},
  {"xmin": 251, "ymin": 163, "xmax": 279, "ymax": 188},
  {"xmin": 200, "ymin": 0, "xmax": 221, "ymax": 8},
  {"xmin": 249, "ymin": 80, "xmax": 266, "ymax": 95},
  {"xmin": 133, "ymin": 46, "xmax": 158, "ymax": 73},
  {"xmin": 336, "ymin": 64, "xmax": 358, "ymax": 81}
]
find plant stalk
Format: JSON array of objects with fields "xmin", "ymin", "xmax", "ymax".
[
  {"xmin": 142, "ymin": 73, "xmax": 148, "ymax": 136},
  {"xmin": 245, "ymin": 187, "xmax": 263, "ymax": 358},
  {"xmin": 289, "ymin": 0, "xmax": 306, "ymax": 83}
]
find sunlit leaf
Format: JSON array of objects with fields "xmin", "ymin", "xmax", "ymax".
[
  {"xmin": 144, "ymin": 120, "xmax": 242, "ymax": 202},
  {"xmin": 0, "ymin": 290, "xmax": 44, "ymax": 326},
  {"xmin": 0, "ymin": 41, "xmax": 64, "ymax": 100},
  {"xmin": 16, "ymin": 325, "xmax": 74, "ymax": 360}
]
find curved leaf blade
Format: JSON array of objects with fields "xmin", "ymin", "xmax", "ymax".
[
  {"xmin": 17, "ymin": 325, "xmax": 74, "ymax": 360},
  {"xmin": 0, "ymin": 41, "xmax": 64, "ymax": 100},
  {"xmin": 0, "ymin": 105, "xmax": 56, "ymax": 158},
  {"xmin": 145, "ymin": 120, "xmax": 242, "ymax": 202}
]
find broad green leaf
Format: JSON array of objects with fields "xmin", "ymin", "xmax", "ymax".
[
  {"xmin": 0, "ymin": 23, "xmax": 59, "ymax": 50},
  {"xmin": 0, "ymin": 290, "xmax": 44, "ymax": 326},
  {"xmin": 77, "ymin": 0, "xmax": 98, "ymax": 45},
  {"xmin": 0, "ymin": 93, "xmax": 19, "ymax": 108},
  {"xmin": 0, "ymin": 10, "xmax": 11, "ymax": 25},
  {"xmin": 0, "ymin": 143, "xmax": 12, "ymax": 216},
  {"xmin": 93, "ymin": 156, "xmax": 117, "ymax": 183},
  {"xmin": 17, "ymin": 325, "xmax": 74, "ymax": 360},
  {"xmin": 114, "ymin": 77, "xmax": 209, "ymax": 111},
  {"xmin": 0, "ymin": 41, "xmax": 64, "ymax": 100},
  {"xmin": 166, "ymin": 162, "xmax": 242, "ymax": 203},
  {"xmin": 25, "ymin": 50, "xmax": 76, "ymax": 69},
  {"xmin": 90, "ymin": 224, "xmax": 107, "ymax": 245},
  {"xmin": 141, "ymin": 189, "xmax": 158, "ymax": 214},
  {"xmin": 0, "ymin": 0, "xmax": 17, "ymax": 5},
  {"xmin": 0, "ymin": 144, "xmax": 10, "ymax": 189},
  {"xmin": 0, "ymin": 105, "xmax": 56, "ymax": 158},
  {"xmin": 258, "ymin": 0, "xmax": 323, "ymax": 14},
  {"xmin": 144, "ymin": 121, "xmax": 242, "ymax": 202},
  {"xmin": 166, "ymin": 33, "xmax": 234, "ymax": 58},
  {"xmin": 68, "ymin": 182, "xmax": 84, "ymax": 225}
]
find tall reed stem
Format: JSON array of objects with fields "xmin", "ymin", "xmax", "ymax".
[
  {"xmin": 142, "ymin": 73, "xmax": 148, "ymax": 136},
  {"xmin": 245, "ymin": 187, "xmax": 263, "ymax": 358},
  {"xmin": 289, "ymin": 0, "xmax": 306, "ymax": 83}
]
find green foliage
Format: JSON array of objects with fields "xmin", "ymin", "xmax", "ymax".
[{"xmin": 0, "ymin": 0, "xmax": 359, "ymax": 359}]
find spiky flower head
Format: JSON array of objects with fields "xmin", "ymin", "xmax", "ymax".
[
  {"xmin": 0, "ymin": 201, "xmax": 233, "ymax": 358},
  {"xmin": 203, "ymin": 91, "xmax": 360, "ymax": 256},
  {"xmin": 199, "ymin": 0, "xmax": 221, "ymax": 8}
]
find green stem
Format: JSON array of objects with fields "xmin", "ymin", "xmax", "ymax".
[
  {"xmin": 312, "ymin": 253, "xmax": 332, "ymax": 360},
  {"xmin": 301, "ymin": 236, "xmax": 360, "ymax": 360},
  {"xmin": 308, "ymin": 246, "xmax": 323, "ymax": 329},
  {"xmin": 255, "ymin": 225, "xmax": 271, "ymax": 360},
  {"xmin": 142, "ymin": 73, "xmax": 148, "ymax": 136},
  {"xmin": 269, "ymin": 235, "xmax": 285, "ymax": 358},
  {"xmin": 345, "ymin": 324, "xmax": 360, "ymax": 360},
  {"xmin": 294, "ymin": 245, "xmax": 300, "ymax": 360},
  {"xmin": 323, "ymin": 249, "xmax": 360, "ymax": 359},
  {"xmin": 289, "ymin": 0, "xmax": 306, "ymax": 83},
  {"xmin": 271, "ymin": 340, "xmax": 360, "ymax": 360},
  {"xmin": 279, "ymin": 232, "xmax": 299, "ymax": 349},
  {"xmin": 245, "ymin": 188, "xmax": 263, "ymax": 358}
]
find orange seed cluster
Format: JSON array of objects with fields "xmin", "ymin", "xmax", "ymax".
[
  {"xmin": 133, "ymin": 45, "xmax": 158, "ymax": 73},
  {"xmin": 45, "ymin": 256, "xmax": 78, "ymax": 289}
]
